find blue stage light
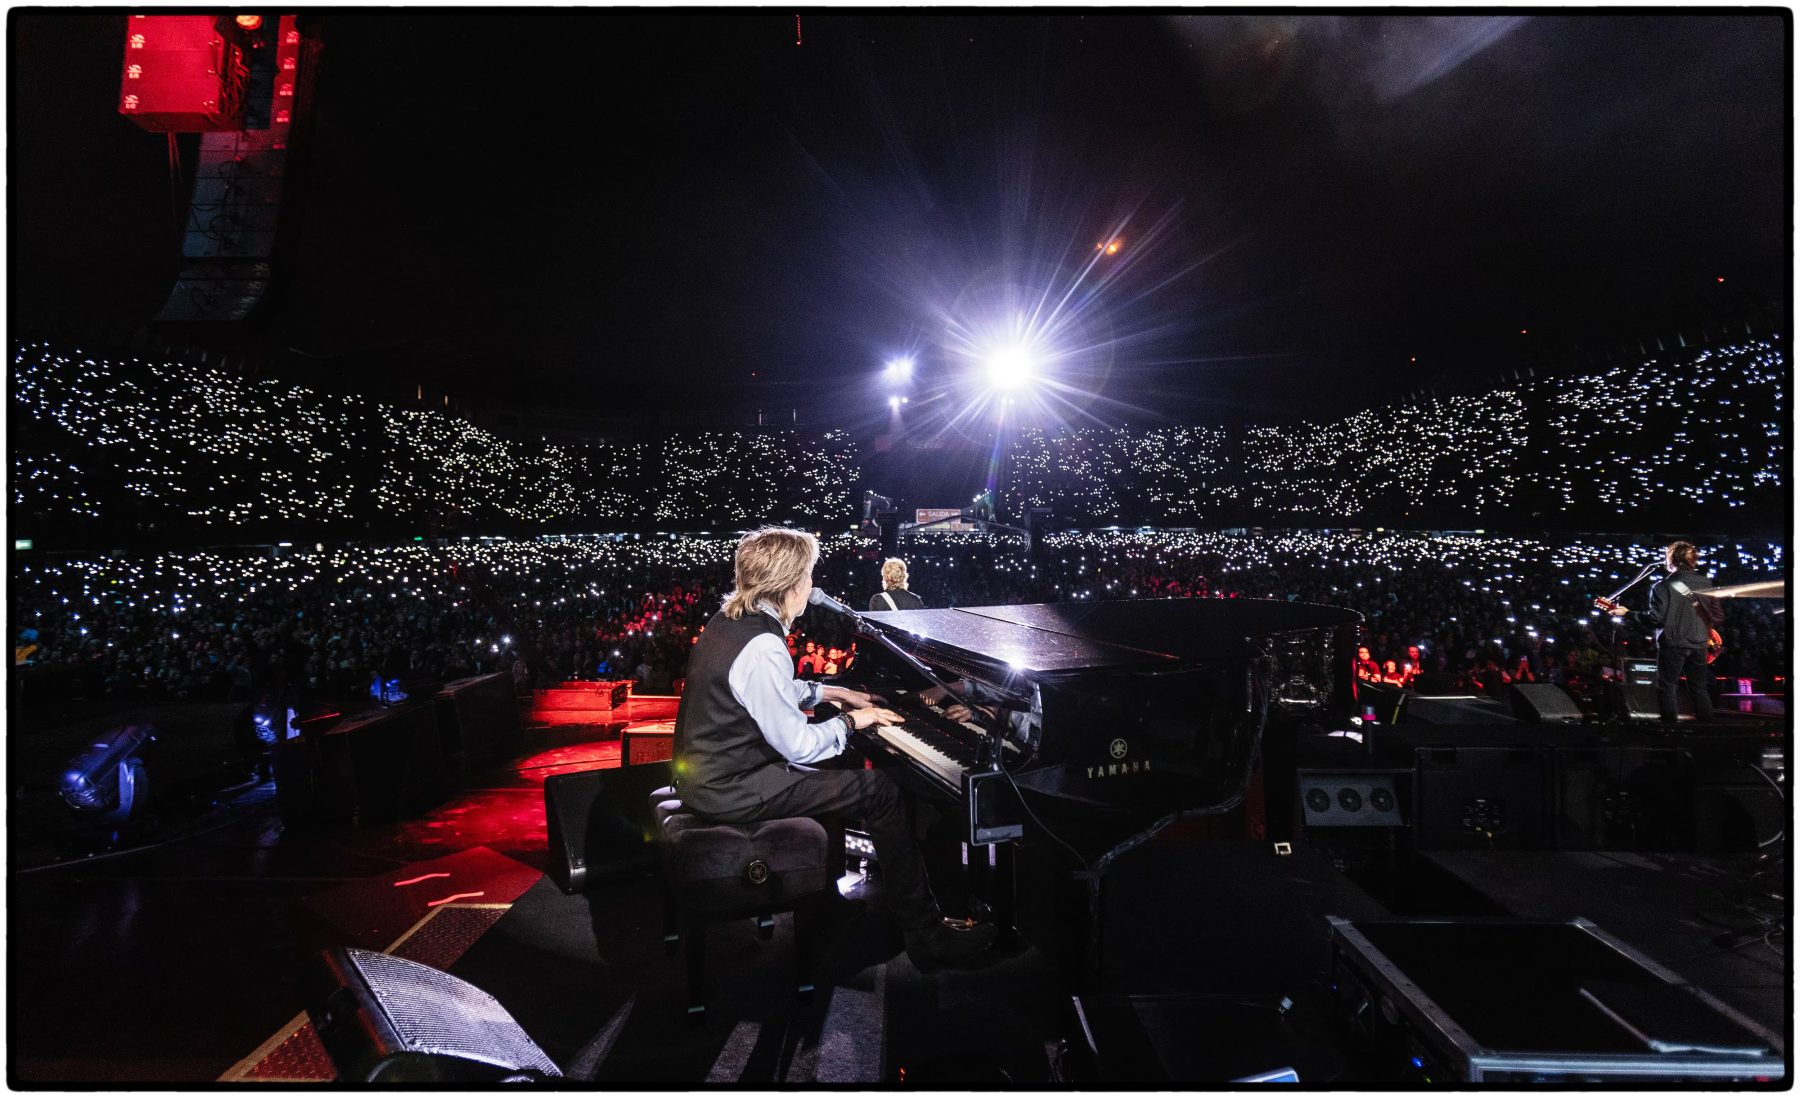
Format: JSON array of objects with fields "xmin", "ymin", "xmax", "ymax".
[{"xmin": 59, "ymin": 724, "xmax": 156, "ymax": 820}]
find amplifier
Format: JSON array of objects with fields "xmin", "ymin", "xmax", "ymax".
[
  {"xmin": 1374, "ymin": 727, "xmax": 1557, "ymax": 850},
  {"xmin": 1328, "ymin": 917, "xmax": 1781, "ymax": 1083},
  {"xmin": 1614, "ymin": 658, "xmax": 1693, "ymax": 721},
  {"xmin": 1296, "ymin": 768, "xmax": 1407, "ymax": 828}
]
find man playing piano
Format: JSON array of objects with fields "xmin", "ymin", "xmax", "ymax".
[{"xmin": 672, "ymin": 526, "xmax": 999, "ymax": 970}]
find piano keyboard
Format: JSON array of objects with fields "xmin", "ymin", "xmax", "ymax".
[
  {"xmin": 865, "ymin": 699, "xmax": 1025, "ymax": 792},
  {"xmin": 871, "ymin": 724, "xmax": 970, "ymax": 790}
]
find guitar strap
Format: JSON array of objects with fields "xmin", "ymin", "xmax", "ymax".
[{"xmin": 878, "ymin": 592, "xmax": 897, "ymax": 611}]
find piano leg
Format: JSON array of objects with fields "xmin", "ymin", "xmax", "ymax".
[
  {"xmin": 957, "ymin": 840, "xmax": 1019, "ymax": 940},
  {"xmin": 991, "ymin": 841, "xmax": 1018, "ymax": 942}
]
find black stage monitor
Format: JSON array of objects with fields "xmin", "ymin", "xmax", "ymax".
[{"xmin": 306, "ymin": 947, "xmax": 561, "ymax": 1082}]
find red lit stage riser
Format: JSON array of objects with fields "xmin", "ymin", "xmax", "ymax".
[
  {"xmin": 529, "ymin": 681, "xmax": 633, "ymax": 726},
  {"xmin": 119, "ymin": 15, "xmax": 253, "ymax": 132},
  {"xmin": 620, "ymin": 720, "xmax": 675, "ymax": 766}
]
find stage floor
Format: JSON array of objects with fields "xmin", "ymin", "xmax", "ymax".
[{"xmin": 8, "ymin": 710, "xmax": 1789, "ymax": 1083}]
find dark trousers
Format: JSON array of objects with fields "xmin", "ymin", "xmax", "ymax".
[
  {"xmin": 1656, "ymin": 645, "xmax": 1714, "ymax": 724},
  {"xmin": 712, "ymin": 768, "xmax": 940, "ymax": 931}
]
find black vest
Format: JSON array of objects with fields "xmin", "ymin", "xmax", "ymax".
[{"xmin": 672, "ymin": 609, "xmax": 805, "ymax": 820}]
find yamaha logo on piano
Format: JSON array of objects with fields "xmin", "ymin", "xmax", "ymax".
[
  {"xmin": 1088, "ymin": 758, "xmax": 1151, "ymax": 779},
  {"xmin": 1092, "ymin": 738, "xmax": 1147, "ymax": 779}
]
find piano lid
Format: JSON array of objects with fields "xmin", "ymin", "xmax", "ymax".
[
  {"xmin": 860, "ymin": 606, "xmax": 1165, "ymax": 673},
  {"xmin": 862, "ymin": 597, "xmax": 1361, "ymax": 672}
]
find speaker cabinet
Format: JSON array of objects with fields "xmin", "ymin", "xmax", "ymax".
[
  {"xmin": 1297, "ymin": 769, "xmax": 1406, "ymax": 828},
  {"xmin": 1507, "ymin": 683, "xmax": 1584, "ymax": 724},
  {"xmin": 1613, "ymin": 657, "xmax": 1698, "ymax": 721},
  {"xmin": 544, "ymin": 761, "xmax": 672, "ymax": 893},
  {"xmin": 1377, "ymin": 728, "xmax": 1555, "ymax": 850},
  {"xmin": 280, "ymin": 703, "xmax": 446, "ymax": 825},
  {"xmin": 433, "ymin": 672, "xmax": 519, "ymax": 774},
  {"xmin": 306, "ymin": 947, "xmax": 560, "ymax": 1082},
  {"xmin": 1400, "ymin": 695, "xmax": 1518, "ymax": 725}
]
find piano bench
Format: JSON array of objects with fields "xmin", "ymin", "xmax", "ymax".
[{"xmin": 649, "ymin": 786, "xmax": 833, "ymax": 1021}]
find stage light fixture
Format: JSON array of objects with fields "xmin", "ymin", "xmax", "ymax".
[
  {"xmin": 59, "ymin": 724, "xmax": 156, "ymax": 821},
  {"xmin": 985, "ymin": 345, "xmax": 1036, "ymax": 390},
  {"xmin": 887, "ymin": 395, "xmax": 901, "ymax": 410}
]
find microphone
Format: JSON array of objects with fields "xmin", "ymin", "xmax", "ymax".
[{"xmin": 807, "ymin": 587, "xmax": 859, "ymax": 618}]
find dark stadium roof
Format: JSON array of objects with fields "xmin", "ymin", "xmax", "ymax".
[{"xmin": 9, "ymin": 11, "xmax": 1787, "ymax": 423}]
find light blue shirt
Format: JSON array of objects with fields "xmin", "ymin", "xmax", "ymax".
[{"xmin": 725, "ymin": 605, "xmax": 846, "ymax": 767}]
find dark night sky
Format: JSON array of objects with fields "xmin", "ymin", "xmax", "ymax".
[{"xmin": 8, "ymin": 10, "xmax": 1790, "ymax": 424}]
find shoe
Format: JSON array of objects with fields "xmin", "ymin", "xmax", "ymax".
[{"xmin": 903, "ymin": 917, "xmax": 999, "ymax": 971}]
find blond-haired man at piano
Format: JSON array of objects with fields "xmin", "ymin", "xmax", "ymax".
[{"xmin": 672, "ymin": 526, "xmax": 997, "ymax": 971}]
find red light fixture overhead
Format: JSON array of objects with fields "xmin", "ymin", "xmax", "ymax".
[{"xmin": 235, "ymin": 14, "xmax": 263, "ymax": 29}]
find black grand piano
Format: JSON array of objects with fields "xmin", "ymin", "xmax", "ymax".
[{"xmin": 838, "ymin": 597, "xmax": 1361, "ymax": 986}]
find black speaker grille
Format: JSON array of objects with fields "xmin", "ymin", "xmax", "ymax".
[{"xmin": 345, "ymin": 949, "xmax": 561, "ymax": 1076}]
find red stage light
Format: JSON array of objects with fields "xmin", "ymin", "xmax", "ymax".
[
  {"xmin": 392, "ymin": 872, "xmax": 452, "ymax": 887},
  {"xmin": 235, "ymin": 14, "xmax": 263, "ymax": 29}
]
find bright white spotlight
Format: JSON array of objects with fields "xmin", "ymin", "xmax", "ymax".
[
  {"xmin": 887, "ymin": 395, "xmax": 902, "ymax": 410},
  {"xmin": 885, "ymin": 357, "xmax": 915, "ymax": 382},
  {"xmin": 985, "ymin": 346, "xmax": 1036, "ymax": 390}
]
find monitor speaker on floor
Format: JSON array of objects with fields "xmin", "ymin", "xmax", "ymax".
[
  {"xmin": 305, "ymin": 947, "xmax": 560, "ymax": 1082},
  {"xmin": 1507, "ymin": 683, "xmax": 1584, "ymax": 724},
  {"xmin": 1399, "ymin": 695, "xmax": 1518, "ymax": 724},
  {"xmin": 544, "ymin": 760, "xmax": 672, "ymax": 893}
]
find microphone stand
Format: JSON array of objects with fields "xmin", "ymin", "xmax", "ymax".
[
  {"xmin": 1602, "ymin": 561, "xmax": 1661, "ymax": 720},
  {"xmin": 818, "ymin": 594, "xmax": 1029, "ymax": 770}
]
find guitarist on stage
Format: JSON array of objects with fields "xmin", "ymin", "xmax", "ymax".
[{"xmin": 1605, "ymin": 541, "xmax": 1717, "ymax": 724}]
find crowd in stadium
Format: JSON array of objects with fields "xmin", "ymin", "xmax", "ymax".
[
  {"xmin": 11, "ymin": 342, "xmax": 860, "ymax": 536},
  {"xmin": 1004, "ymin": 340, "xmax": 1785, "ymax": 526},
  {"xmin": 12, "ymin": 530, "xmax": 1785, "ymax": 715},
  {"xmin": 10, "ymin": 337, "xmax": 1786, "ymax": 718},
  {"xmin": 13, "ymin": 338, "xmax": 1786, "ymax": 540}
]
